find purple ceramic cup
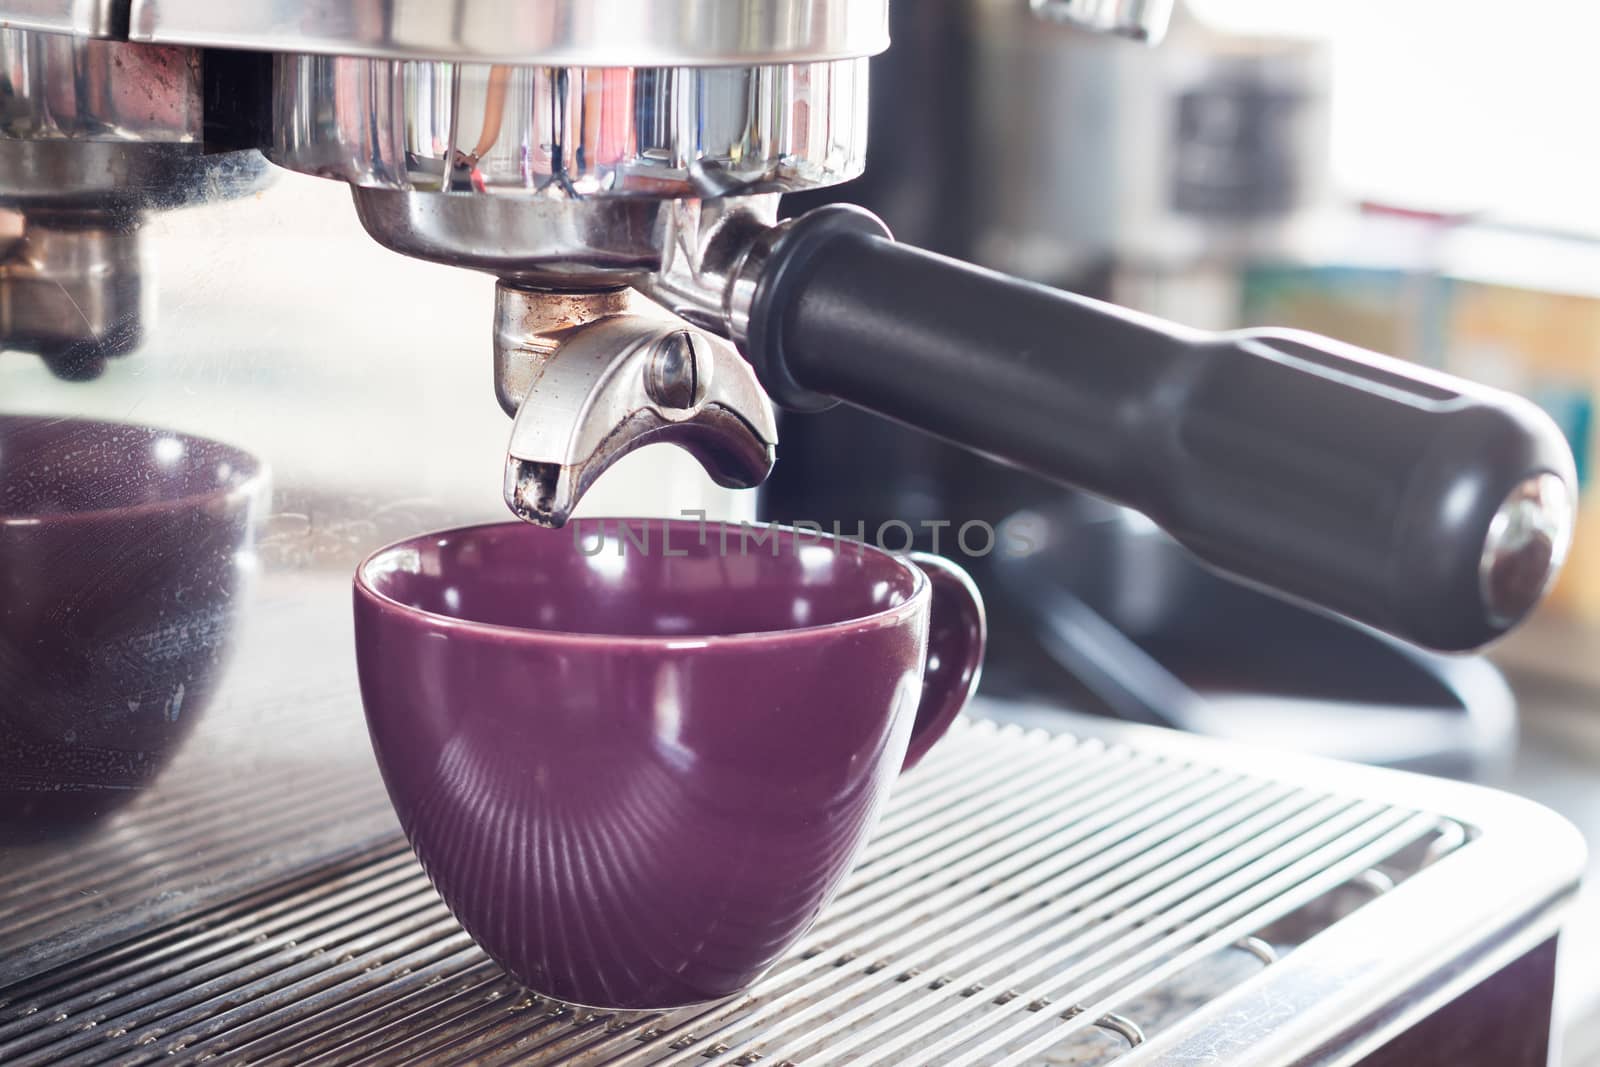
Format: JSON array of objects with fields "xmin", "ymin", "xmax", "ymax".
[
  {"xmin": 354, "ymin": 517, "xmax": 985, "ymax": 1009},
  {"xmin": 0, "ymin": 415, "xmax": 266, "ymax": 841}
]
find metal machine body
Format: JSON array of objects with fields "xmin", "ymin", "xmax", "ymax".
[
  {"xmin": 0, "ymin": 0, "xmax": 1576, "ymax": 653},
  {"xmin": 0, "ymin": 710, "xmax": 1578, "ymax": 1066},
  {"xmin": 0, "ymin": 27, "xmax": 269, "ymax": 376},
  {"xmin": 0, "ymin": 3, "xmax": 1587, "ymax": 1065}
]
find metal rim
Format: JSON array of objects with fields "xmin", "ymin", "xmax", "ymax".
[
  {"xmin": 129, "ymin": 0, "xmax": 890, "ymax": 65},
  {"xmin": 272, "ymin": 56, "xmax": 870, "ymax": 203}
]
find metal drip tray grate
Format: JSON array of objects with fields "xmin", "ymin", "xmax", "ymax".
[{"xmin": 0, "ymin": 717, "xmax": 1578, "ymax": 1066}]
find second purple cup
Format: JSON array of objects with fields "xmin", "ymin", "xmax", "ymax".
[{"xmin": 354, "ymin": 518, "xmax": 985, "ymax": 1009}]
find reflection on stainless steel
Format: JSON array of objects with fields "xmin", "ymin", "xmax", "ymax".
[
  {"xmin": 0, "ymin": 145, "xmax": 268, "ymax": 376},
  {"xmin": 350, "ymin": 191, "xmax": 669, "ymax": 287},
  {"xmin": 503, "ymin": 308, "xmax": 777, "ymax": 526},
  {"xmin": 0, "ymin": 139, "xmax": 267, "ymax": 209},
  {"xmin": 0, "ymin": 560, "xmax": 402, "ymax": 980},
  {"xmin": 0, "ymin": 29, "xmax": 247, "ymax": 211},
  {"xmin": 0, "ymin": 29, "xmax": 198, "ymax": 143},
  {"xmin": 1481, "ymin": 472, "xmax": 1574, "ymax": 629},
  {"xmin": 0, "ymin": 218, "xmax": 146, "ymax": 377},
  {"xmin": 640, "ymin": 196, "xmax": 784, "ymax": 337},
  {"xmin": 131, "ymin": 0, "xmax": 891, "ymax": 65},
  {"xmin": 272, "ymin": 56, "xmax": 870, "ymax": 200},
  {"xmin": 0, "ymin": 0, "xmax": 121, "ymax": 39},
  {"xmin": 0, "ymin": 716, "xmax": 1578, "ymax": 1063},
  {"xmin": 0, "ymin": 29, "xmax": 269, "ymax": 376},
  {"xmin": 494, "ymin": 286, "xmax": 633, "ymax": 415},
  {"xmin": 1029, "ymin": 0, "xmax": 1175, "ymax": 43},
  {"xmin": 353, "ymin": 191, "xmax": 791, "ymax": 300},
  {"xmin": 0, "ymin": 416, "xmax": 266, "ymax": 843}
]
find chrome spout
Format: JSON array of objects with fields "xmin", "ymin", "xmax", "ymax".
[{"xmin": 501, "ymin": 304, "xmax": 777, "ymax": 527}]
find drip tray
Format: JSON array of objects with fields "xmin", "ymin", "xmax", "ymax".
[{"xmin": 0, "ymin": 711, "xmax": 1580, "ymax": 1066}]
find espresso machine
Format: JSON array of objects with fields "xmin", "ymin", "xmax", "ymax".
[
  {"xmin": 0, "ymin": 0, "xmax": 1574, "ymax": 648},
  {"xmin": 0, "ymin": 3, "xmax": 1587, "ymax": 1064}
]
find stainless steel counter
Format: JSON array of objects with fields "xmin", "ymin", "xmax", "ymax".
[
  {"xmin": 0, "ymin": 693, "xmax": 1580, "ymax": 1065},
  {"xmin": 1491, "ymin": 665, "xmax": 1600, "ymax": 1066}
]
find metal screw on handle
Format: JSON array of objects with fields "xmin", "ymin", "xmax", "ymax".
[
  {"xmin": 645, "ymin": 331, "xmax": 702, "ymax": 411},
  {"xmin": 1480, "ymin": 473, "xmax": 1574, "ymax": 628}
]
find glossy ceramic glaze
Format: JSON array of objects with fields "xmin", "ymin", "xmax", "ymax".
[
  {"xmin": 0, "ymin": 415, "xmax": 266, "ymax": 841},
  {"xmin": 354, "ymin": 518, "xmax": 985, "ymax": 1009}
]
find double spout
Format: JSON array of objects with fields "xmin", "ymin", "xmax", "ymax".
[{"xmin": 494, "ymin": 284, "xmax": 776, "ymax": 528}]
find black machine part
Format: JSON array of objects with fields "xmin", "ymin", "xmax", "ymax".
[
  {"xmin": 989, "ymin": 499, "xmax": 1516, "ymax": 778},
  {"xmin": 743, "ymin": 205, "xmax": 1577, "ymax": 653}
]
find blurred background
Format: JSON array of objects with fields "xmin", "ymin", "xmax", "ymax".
[
  {"xmin": 1, "ymin": 0, "xmax": 1598, "ymax": 1058},
  {"xmin": 763, "ymin": 0, "xmax": 1600, "ymax": 1059}
]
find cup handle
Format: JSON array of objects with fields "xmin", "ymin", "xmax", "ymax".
[{"xmin": 901, "ymin": 553, "xmax": 987, "ymax": 772}]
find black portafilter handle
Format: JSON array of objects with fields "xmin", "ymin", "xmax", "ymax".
[{"xmin": 743, "ymin": 206, "xmax": 1577, "ymax": 652}]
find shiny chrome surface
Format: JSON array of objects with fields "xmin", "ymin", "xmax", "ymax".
[
  {"xmin": 0, "ymin": 0, "xmax": 121, "ymax": 38},
  {"xmin": 1481, "ymin": 472, "xmax": 1575, "ymax": 629},
  {"xmin": 0, "ymin": 710, "xmax": 1578, "ymax": 1063},
  {"xmin": 352, "ymin": 191, "xmax": 787, "ymax": 296},
  {"xmin": 130, "ymin": 0, "xmax": 889, "ymax": 66},
  {"xmin": 722, "ymin": 217, "xmax": 791, "ymax": 348},
  {"xmin": 1029, "ymin": 0, "xmax": 1175, "ymax": 43},
  {"xmin": 259, "ymin": 20, "xmax": 866, "ymax": 483},
  {"xmin": 502, "ymin": 307, "xmax": 777, "ymax": 526},
  {"xmin": 351, "ymin": 191, "xmax": 668, "ymax": 287},
  {"xmin": 0, "ymin": 29, "xmax": 199, "ymax": 143},
  {"xmin": 494, "ymin": 286, "xmax": 633, "ymax": 416},
  {"xmin": 0, "ymin": 140, "xmax": 268, "ymax": 209},
  {"xmin": 0, "ymin": 27, "xmax": 269, "ymax": 374},
  {"xmin": 0, "ymin": 217, "xmax": 147, "ymax": 376},
  {"xmin": 272, "ymin": 55, "xmax": 869, "ymax": 201},
  {"xmin": 0, "ymin": 148, "xmax": 270, "ymax": 374},
  {"xmin": 638, "ymin": 196, "xmax": 783, "ymax": 337}
]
